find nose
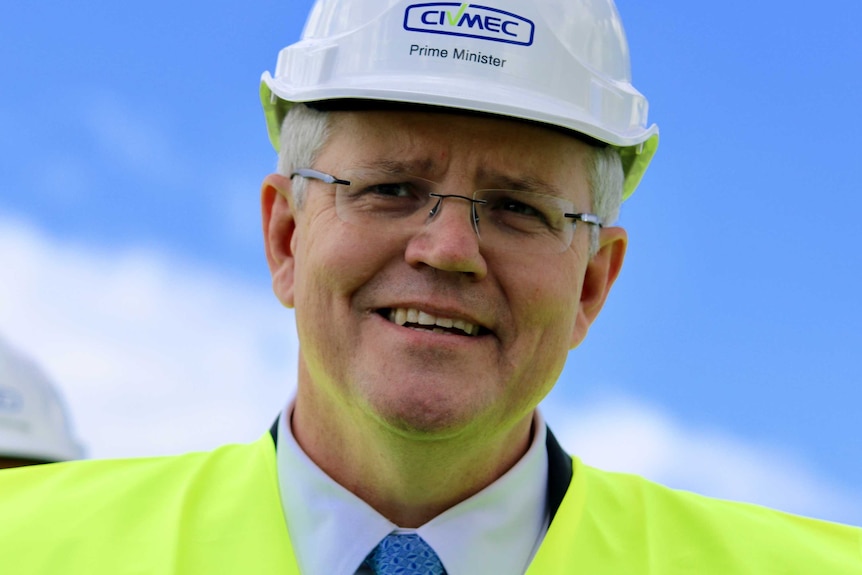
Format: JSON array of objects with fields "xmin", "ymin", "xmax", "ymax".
[{"xmin": 404, "ymin": 193, "xmax": 488, "ymax": 279}]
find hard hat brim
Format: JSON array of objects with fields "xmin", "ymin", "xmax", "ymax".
[{"xmin": 260, "ymin": 78, "xmax": 657, "ymax": 199}]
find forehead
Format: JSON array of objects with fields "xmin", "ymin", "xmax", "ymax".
[{"xmin": 321, "ymin": 109, "xmax": 593, "ymax": 188}]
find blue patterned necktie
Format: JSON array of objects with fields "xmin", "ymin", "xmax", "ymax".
[{"xmin": 365, "ymin": 533, "xmax": 446, "ymax": 575}]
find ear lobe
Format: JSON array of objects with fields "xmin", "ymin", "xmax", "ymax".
[
  {"xmin": 570, "ymin": 226, "xmax": 627, "ymax": 348},
  {"xmin": 261, "ymin": 173, "xmax": 297, "ymax": 308}
]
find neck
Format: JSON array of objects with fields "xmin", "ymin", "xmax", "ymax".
[{"xmin": 290, "ymin": 380, "xmax": 534, "ymax": 527}]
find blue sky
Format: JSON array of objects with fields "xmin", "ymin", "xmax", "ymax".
[{"xmin": 2, "ymin": 2, "xmax": 860, "ymax": 525}]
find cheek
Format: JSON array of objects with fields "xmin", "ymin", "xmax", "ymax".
[
  {"xmin": 505, "ymin": 262, "xmax": 584, "ymax": 370},
  {"xmin": 292, "ymin": 220, "xmax": 399, "ymax": 311},
  {"xmin": 519, "ymin": 264, "xmax": 582, "ymax": 327}
]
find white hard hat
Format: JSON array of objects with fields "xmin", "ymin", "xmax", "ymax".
[
  {"xmin": 261, "ymin": 0, "xmax": 659, "ymax": 199},
  {"xmin": 0, "ymin": 338, "xmax": 84, "ymax": 463}
]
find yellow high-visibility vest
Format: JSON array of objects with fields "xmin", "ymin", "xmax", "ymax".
[{"xmin": 0, "ymin": 433, "xmax": 858, "ymax": 573}]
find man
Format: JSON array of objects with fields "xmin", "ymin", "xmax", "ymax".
[
  {"xmin": 0, "ymin": 0, "xmax": 859, "ymax": 573},
  {"xmin": 0, "ymin": 337, "xmax": 84, "ymax": 469}
]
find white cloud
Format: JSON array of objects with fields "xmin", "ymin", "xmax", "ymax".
[
  {"xmin": 544, "ymin": 394, "xmax": 862, "ymax": 525},
  {"xmin": 1, "ymin": 214, "xmax": 859, "ymax": 525},
  {"xmin": 0, "ymin": 215, "xmax": 297, "ymax": 459}
]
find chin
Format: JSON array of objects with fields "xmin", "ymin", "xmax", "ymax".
[{"xmin": 371, "ymin": 395, "xmax": 481, "ymax": 440}]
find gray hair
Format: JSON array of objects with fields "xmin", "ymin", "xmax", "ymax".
[
  {"xmin": 277, "ymin": 104, "xmax": 623, "ymax": 256},
  {"xmin": 276, "ymin": 104, "xmax": 331, "ymax": 206},
  {"xmin": 586, "ymin": 146, "xmax": 624, "ymax": 254}
]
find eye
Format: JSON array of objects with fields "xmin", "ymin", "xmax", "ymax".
[
  {"xmin": 479, "ymin": 190, "xmax": 570, "ymax": 235},
  {"xmin": 488, "ymin": 195, "xmax": 552, "ymax": 227},
  {"xmin": 365, "ymin": 182, "xmax": 417, "ymax": 198},
  {"xmin": 498, "ymin": 198, "xmax": 544, "ymax": 219},
  {"xmin": 343, "ymin": 178, "xmax": 430, "ymax": 218}
]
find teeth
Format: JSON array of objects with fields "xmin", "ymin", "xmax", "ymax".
[
  {"xmin": 417, "ymin": 311, "xmax": 435, "ymax": 326},
  {"xmin": 387, "ymin": 307, "xmax": 479, "ymax": 336},
  {"xmin": 394, "ymin": 308, "xmax": 407, "ymax": 325}
]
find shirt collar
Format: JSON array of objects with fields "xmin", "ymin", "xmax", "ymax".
[{"xmin": 276, "ymin": 400, "xmax": 549, "ymax": 575}]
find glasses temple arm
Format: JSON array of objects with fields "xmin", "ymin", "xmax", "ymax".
[
  {"xmin": 564, "ymin": 212, "xmax": 603, "ymax": 227},
  {"xmin": 290, "ymin": 168, "xmax": 351, "ymax": 186}
]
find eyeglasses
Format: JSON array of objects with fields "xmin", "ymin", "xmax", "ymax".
[{"xmin": 290, "ymin": 168, "xmax": 603, "ymax": 255}]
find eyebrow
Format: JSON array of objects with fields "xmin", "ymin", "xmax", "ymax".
[
  {"xmin": 354, "ymin": 158, "xmax": 438, "ymax": 176},
  {"xmin": 478, "ymin": 170, "xmax": 566, "ymax": 198},
  {"xmin": 351, "ymin": 159, "xmax": 566, "ymax": 198}
]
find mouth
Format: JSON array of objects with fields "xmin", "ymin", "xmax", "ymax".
[{"xmin": 379, "ymin": 307, "xmax": 489, "ymax": 337}]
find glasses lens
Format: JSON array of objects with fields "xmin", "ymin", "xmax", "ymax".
[
  {"xmin": 333, "ymin": 170, "xmax": 436, "ymax": 228},
  {"xmin": 475, "ymin": 189, "xmax": 576, "ymax": 254}
]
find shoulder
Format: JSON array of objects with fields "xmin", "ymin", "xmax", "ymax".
[
  {"xmin": 0, "ymin": 434, "xmax": 294, "ymax": 574},
  {"xmin": 530, "ymin": 457, "xmax": 861, "ymax": 573},
  {"xmin": 579, "ymin": 460, "xmax": 856, "ymax": 535},
  {"xmin": 0, "ymin": 433, "xmax": 278, "ymax": 505}
]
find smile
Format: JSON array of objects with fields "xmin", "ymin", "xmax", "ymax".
[{"xmin": 384, "ymin": 307, "xmax": 482, "ymax": 336}]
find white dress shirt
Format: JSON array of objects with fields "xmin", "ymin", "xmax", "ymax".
[{"xmin": 276, "ymin": 402, "xmax": 549, "ymax": 575}]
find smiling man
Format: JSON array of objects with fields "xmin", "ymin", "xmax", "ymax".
[
  {"xmin": 261, "ymin": 108, "xmax": 624, "ymax": 539},
  {"xmin": 0, "ymin": 0, "xmax": 859, "ymax": 573}
]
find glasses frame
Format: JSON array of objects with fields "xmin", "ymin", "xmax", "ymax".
[{"xmin": 290, "ymin": 167, "xmax": 603, "ymax": 252}]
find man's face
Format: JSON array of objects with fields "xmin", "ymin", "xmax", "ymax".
[{"xmin": 264, "ymin": 109, "xmax": 625, "ymax": 440}]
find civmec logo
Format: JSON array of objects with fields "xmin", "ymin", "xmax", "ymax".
[{"xmin": 403, "ymin": 3, "xmax": 535, "ymax": 46}]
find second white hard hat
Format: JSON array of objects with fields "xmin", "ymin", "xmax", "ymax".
[
  {"xmin": 261, "ymin": 0, "xmax": 658, "ymax": 199},
  {"xmin": 0, "ymin": 338, "xmax": 84, "ymax": 463}
]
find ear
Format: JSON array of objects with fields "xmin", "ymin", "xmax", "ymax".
[
  {"xmin": 261, "ymin": 173, "xmax": 297, "ymax": 308},
  {"xmin": 570, "ymin": 226, "xmax": 627, "ymax": 348}
]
